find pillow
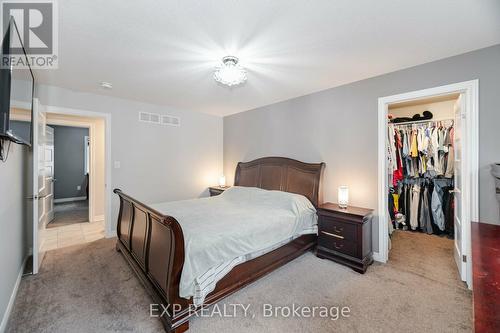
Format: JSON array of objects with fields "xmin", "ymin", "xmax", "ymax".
[{"xmin": 220, "ymin": 186, "xmax": 316, "ymax": 215}]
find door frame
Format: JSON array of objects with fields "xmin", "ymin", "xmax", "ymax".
[
  {"xmin": 45, "ymin": 119, "xmax": 94, "ymax": 222},
  {"xmin": 42, "ymin": 105, "xmax": 113, "ymax": 238},
  {"xmin": 376, "ymin": 79, "xmax": 479, "ymax": 289}
]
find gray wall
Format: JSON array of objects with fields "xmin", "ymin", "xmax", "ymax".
[
  {"xmin": 36, "ymin": 84, "xmax": 223, "ymax": 232},
  {"xmin": 53, "ymin": 125, "xmax": 89, "ymax": 199},
  {"xmin": 224, "ymin": 44, "xmax": 500, "ymax": 252},
  {"xmin": 0, "ymin": 143, "xmax": 28, "ymax": 329}
]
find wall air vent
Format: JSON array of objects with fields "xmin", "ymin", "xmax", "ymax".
[
  {"xmin": 149, "ymin": 113, "xmax": 160, "ymax": 124},
  {"xmin": 139, "ymin": 112, "xmax": 151, "ymax": 122},
  {"xmin": 161, "ymin": 115, "xmax": 181, "ymax": 127},
  {"xmin": 139, "ymin": 111, "xmax": 180, "ymax": 127}
]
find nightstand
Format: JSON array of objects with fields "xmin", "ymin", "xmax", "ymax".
[
  {"xmin": 209, "ymin": 186, "xmax": 229, "ymax": 197},
  {"xmin": 316, "ymin": 202, "xmax": 373, "ymax": 273}
]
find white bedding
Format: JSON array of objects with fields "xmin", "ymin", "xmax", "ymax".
[{"xmin": 150, "ymin": 186, "xmax": 317, "ymax": 306}]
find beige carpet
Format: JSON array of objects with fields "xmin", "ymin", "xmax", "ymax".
[{"xmin": 7, "ymin": 231, "xmax": 472, "ymax": 333}]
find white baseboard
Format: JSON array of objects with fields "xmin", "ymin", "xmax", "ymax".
[
  {"xmin": 92, "ymin": 215, "xmax": 104, "ymax": 222},
  {"xmin": 0, "ymin": 256, "xmax": 27, "ymax": 333},
  {"xmin": 54, "ymin": 196, "xmax": 87, "ymax": 203},
  {"xmin": 105, "ymin": 229, "xmax": 116, "ymax": 239},
  {"xmin": 372, "ymin": 251, "xmax": 386, "ymax": 263}
]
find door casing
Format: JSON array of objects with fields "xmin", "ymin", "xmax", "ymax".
[{"xmin": 376, "ymin": 80, "xmax": 479, "ymax": 289}]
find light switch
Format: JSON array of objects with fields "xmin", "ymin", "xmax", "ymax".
[
  {"xmin": 77, "ymin": 185, "xmax": 81, "ymax": 190},
  {"xmin": 114, "ymin": 161, "xmax": 121, "ymax": 169}
]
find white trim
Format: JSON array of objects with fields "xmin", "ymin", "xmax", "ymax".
[
  {"xmin": 32, "ymin": 98, "xmax": 40, "ymax": 274},
  {"xmin": 84, "ymin": 136, "xmax": 90, "ymax": 175},
  {"xmin": 43, "ymin": 105, "xmax": 113, "ymax": 242},
  {"xmin": 372, "ymin": 252, "xmax": 384, "ymax": 263},
  {"xmin": 53, "ymin": 196, "xmax": 87, "ymax": 203},
  {"xmin": 375, "ymin": 94, "xmax": 389, "ymax": 263},
  {"xmin": 105, "ymin": 112, "xmax": 113, "ymax": 238},
  {"xmin": 92, "ymin": 214, "xmax": 105, "ymax": 222},
  {"xmin": 88, "ymin": 123, "xmax": 96, "ymax": 223},
  {"xmin": 377, "ymin": 80, "xmax": 479, "ymax": 289},
  {"xmin": 0, "ymin": 256, "xmax": 27, "ymax": 333}
]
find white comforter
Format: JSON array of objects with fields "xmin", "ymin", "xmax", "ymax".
[{"xmin": 150, "ymin": 186, "xmax": 317, "ymax": 305}]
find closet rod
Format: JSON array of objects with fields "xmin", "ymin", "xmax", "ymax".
[{"xmin": 389, "ymin": 118, "xmax": 454, "ymax": 126}]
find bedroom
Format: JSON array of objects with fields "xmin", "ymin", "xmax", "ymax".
[{"xmin": 0, "ymin": 1, "xmax": 499, "ymax": 332}]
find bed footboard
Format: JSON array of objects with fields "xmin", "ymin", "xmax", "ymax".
[
  {"xmin": 113, "ymin": 189, "xmax": 189, "ymax": 332},
  {"xmin": 114, "ymin": 188, "xmax": 317, "ymax": 332}
]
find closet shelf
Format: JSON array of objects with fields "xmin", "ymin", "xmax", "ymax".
[{"xmin": 389, "ymin": 118, "xmax": 453, "ymax": 126}]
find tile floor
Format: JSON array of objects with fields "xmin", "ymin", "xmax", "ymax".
[{"xmin": 42, "ymin": 219, "xmax": 105, "ymax": 251}]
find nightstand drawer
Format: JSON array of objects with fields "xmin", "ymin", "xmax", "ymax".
[
  {"xmin": 318, "ymin": 233, "xmax": 357, "ymax": 257},
  {"xmin": 320, "ymin": 217, "xmax": 357, "ymax": 241}
]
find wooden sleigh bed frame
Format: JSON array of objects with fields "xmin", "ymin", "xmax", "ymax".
[{"xmin": 114, "ymin": 157, "xmax": 325, "ymax": 332}]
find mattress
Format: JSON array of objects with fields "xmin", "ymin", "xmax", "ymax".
[{"xmin": 150, "ymin": 186, "xmax": 318, "ymax": 306}]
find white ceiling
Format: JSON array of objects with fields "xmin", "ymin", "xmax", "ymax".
[{"xmin": 36, "ymin": 0, "xmax": 500, "ymax": 116}]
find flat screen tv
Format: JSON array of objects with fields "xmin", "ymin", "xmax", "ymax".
[{"xmin": 0, "ymin": 17, "xmax": 35, "ymax": 146}]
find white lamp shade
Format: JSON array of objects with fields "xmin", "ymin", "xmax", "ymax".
[
  {"xmin": 338, "ymin": 186, "xmax": 349, "ymax": 208},
  {"xmin": 218, "ymin": 175, "xmax": 226, "ymax": 187}
]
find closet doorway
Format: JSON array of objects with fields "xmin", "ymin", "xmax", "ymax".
[{"xmin": 377, "ymin": 80, "xmax": 479, "ymax": 289}]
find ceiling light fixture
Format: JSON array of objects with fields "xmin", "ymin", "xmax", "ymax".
[
  {"xmin": 100, "ymin": 81, "xmax": 113, "ymax": 89},
  {"xmin": 213, "ymin": 56, "xmax": 247, "ymax": 87}
]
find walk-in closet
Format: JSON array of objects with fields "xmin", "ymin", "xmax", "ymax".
[{"xmin": 386, "ymin": 93, "xmax": 465, "ymax": 281}]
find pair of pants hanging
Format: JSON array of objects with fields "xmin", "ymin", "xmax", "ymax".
[
  {"xmin": 419, "ymin": 184, "xmax": 433, "ymax": 234},
  {"xmin": 409, "ymin": 184, "xmax": 421, "ymax": 230}
]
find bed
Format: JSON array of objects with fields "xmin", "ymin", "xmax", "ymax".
[{"xmin": 113, "ymin": 157, "xmax": 325, "ymax": 332}]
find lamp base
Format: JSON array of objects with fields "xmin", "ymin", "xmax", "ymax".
[{"xmin": 338, "ymin": 204, "xmax": 348, "ymax": 209}]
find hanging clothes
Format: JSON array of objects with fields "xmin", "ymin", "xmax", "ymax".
[
  {"xmin": 419, "ymin": 182, "xmax": 434, "ymax": 234},
  {"xmin": 387, "ymin": 119, "xmax": 455, "ymax": 237},
  {"xmin": 409, "ymin": 184, "xmax": 421, "ymax": 231},
  {"xmin": 393, "ymin": 130, "xmax": 404, "ymax": 186},
  {"xmin": 431, "ymin": 179, "xmax": 454, "ymax": 232},
  {"xmin": 410, "ymin": 129, "xmax": 418, "ymax": 158},
  {"xmin": 443, "ymin": 187, "xmax": 455, "ymax": 236},
  {"xmin": 445, "ymin": 127, "xmax": 454, "ymax": 178}
]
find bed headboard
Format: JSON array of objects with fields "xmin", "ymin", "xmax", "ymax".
[{"xmin": 234, "ymin": 157, "xmax": 325, "ymax": 207}]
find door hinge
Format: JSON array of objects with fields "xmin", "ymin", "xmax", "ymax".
[{"xmin": 462, "ymin": 255, "xmax": 467, "ymax": 263}]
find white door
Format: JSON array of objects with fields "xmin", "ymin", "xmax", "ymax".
[
  {"xmin": 45, "ymin": 126, "xmax": 55, "ymax": 222},
  {"xmin": 31, "ymin": 98, "xmax": 49, "ymax": 274},
  {"xmin": 453, "ymin": 94, "xmax": 466, "ymax": 282}
]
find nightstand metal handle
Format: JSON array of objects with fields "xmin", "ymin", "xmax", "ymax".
[{"xmin": 321, "ymin": 231, "xmax": 344, "ymax": 239}]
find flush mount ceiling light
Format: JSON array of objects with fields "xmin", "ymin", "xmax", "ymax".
[
  {"xmin": 100, "ymin": 81, "xmax": 113, "ymax": 89},
  {"xmin": 213, "ymin": 56, "xmax": 247, "ymax": 87}
]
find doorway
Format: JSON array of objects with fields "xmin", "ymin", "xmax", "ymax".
[
  {"xmin": 377, "ymin": 80, "xmax": 479, "ymax": 289},
  {"xmin": 40, "ymin": 114, "xmax": 105, "ymax": 252},
  {"xmin": 25, "ymin": 101, "xmax": 112, "ymax": 274}
]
